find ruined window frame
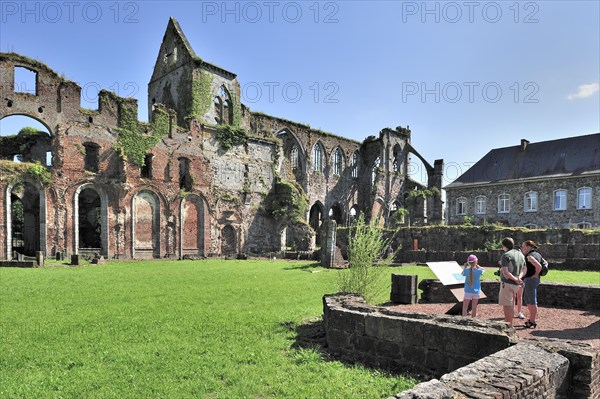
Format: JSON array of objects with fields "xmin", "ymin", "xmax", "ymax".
[
  {"xmin": 333, "ymin": 147, "xmax": 344, "ymax": 175},
  {"xmin": 290, "ymin": 145, "xmax": 299, "ymax": 170},
  {"xmin": 553, "ymin": 189, "xmax": 567, "ymax": 211},
  {"xmin": 351, "ymin": 153, "xmax": 359, "ymax": 179},
  {"xmin": 312, "ymin": 143, "xmax": 324, "ymax": 172},
  {"xmin": 83, "ymin": 142, "xmax": 100, "ymax": 173},
  {"xmin": 371, "ymin": 157, "xmax": 381, "ymax": 186},
  {"xmin": 577, "ymin": 187, "xmax": 592, "ymax": 209},
  {"xmin": 14, "ymin": 66, "xmax": 37, "ymax": 95},
  {"xmin": 141, "ymin": 153, "xmax": 153, "ymax": 179}
]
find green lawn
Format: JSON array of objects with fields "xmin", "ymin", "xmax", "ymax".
[
  {"xmin": 1, "ymin": 260, "xmax": 597, "ymax": 399},
  {"xmin": 0, "ymin": 260, "xmax": 418, "ymax": 399}
]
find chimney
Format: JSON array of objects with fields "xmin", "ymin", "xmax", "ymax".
[{"xmin": 521, "ymin": 139, "xmax": 530, "ymax": 151}]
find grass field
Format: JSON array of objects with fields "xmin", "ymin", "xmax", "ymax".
[{"xmin": 0, "ymin": 260, "xmax": 597, "ymax": 398}]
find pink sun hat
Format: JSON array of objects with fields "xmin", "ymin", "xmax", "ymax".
[{"xmin": 467, "ymin": 254, "xmax": 478, "ymax": 264}]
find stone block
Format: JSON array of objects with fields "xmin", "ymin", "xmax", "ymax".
[{"xmin": 70, "ymin": 254, "xmax": 79, "ymax": 266}]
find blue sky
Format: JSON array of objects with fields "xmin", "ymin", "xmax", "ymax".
[{"xmin": 1, "ymin": 0, "xmax": 598, "ymax": 186}]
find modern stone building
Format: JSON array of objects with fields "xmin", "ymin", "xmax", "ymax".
[
  {"xmin": 444, "ymin": 134, "xmax": 600, "ymax": 228},
  {"xmin": 0, "ymin": 18, "xmax": 443, "ymax": 260}
]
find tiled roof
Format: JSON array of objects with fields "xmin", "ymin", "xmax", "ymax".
[{"xmin": 445, "ymin": 133, "xmax": 600, "ymax": 188}]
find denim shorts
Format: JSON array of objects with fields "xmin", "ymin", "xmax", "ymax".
[{"xmin": 523, "ymin": 277, "xmax": 540, "ymax": 305}]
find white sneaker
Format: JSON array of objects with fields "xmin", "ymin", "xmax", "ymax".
[{"xmin": 517, "ymin": 312, "xmax": 525, "ymax": 319}]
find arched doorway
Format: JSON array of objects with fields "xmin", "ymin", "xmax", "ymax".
[
  {"xmin": 328, "ymin": 203, "xmax": 343, "ymax": 225},
  {"xmin": 7, "ymin": 181, "xmax": 45, "ymax": 258},
  {"xmin": 309, "ymin": 202, "xmax": 323, "ymax": 245},
  {"xmin": 132, "ymin": 191, "xmax": 160, "ymax": 259},
  {"xmin": 74, "ymin": 185, "xmax": 108, "ymax": 257},
  {"xmin": 180, "ymin": 194, "xmax": 208, "ymax": 258}
]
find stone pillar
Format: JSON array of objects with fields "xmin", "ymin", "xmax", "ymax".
[
  {"xmin": 321, "ymin": 220, "xmax": 337, "ymax": 268},
  {"xmin": 35, "ymin": 251, "xmax": 44, "ymax": 267}
]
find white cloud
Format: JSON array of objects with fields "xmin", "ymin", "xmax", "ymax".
[{"xmin": 567, "ymin": 83, "xmax": 600, "ymax": 100}]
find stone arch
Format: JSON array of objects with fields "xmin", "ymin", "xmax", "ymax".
[
  {"xmin": 0, "ymin": 114, "xmax": 54, "ymax": 137},
  {"xmin": 179, "ymin": 193, "xmax": 209, "ymax": 258},
  {"xmin": 312, "ymin": 141, "xmax": 326, "ymax": 173},
  {"xmin": 73, "ymin": 183, "xmax": 109, "ymax": 257},
  {"xmin": 332, "ymin": 147, "xmax": 345, "ymax": 175},
  {"xmin": 277, "ymin": 128, "xmax": 306, "ymax": 180},
  {"xmin": 309, "ymin": 201, "xmax": 324, "ymax": 243},
  {"xmin": 348, "ymin": 204, "xmax": 360, "ymax": 225},
  {"xmin": 221, "ymin": 224, "xmax": 236, "ymax": 256},
  {"xmin": 4, "ymin": 179, "xmax": 46, "ymax": 260},
  {"xmin": 131, "ymin": 190, "xmax": 161, "ymax": 259},
  {"xmin": 371, "ymin": 197, "xmax": 386, "ymax": 226},
  {"xmin": 328, "ymin": 202, "xmax": 344, "ymax": 225}
]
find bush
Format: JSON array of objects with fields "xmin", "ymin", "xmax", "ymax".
[{"xmin": 336, "ymin": 214, "xmax": 391, "ymax": 303}]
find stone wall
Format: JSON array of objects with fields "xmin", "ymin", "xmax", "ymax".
[
  {"xmin": 417, "ymin": 280, "xmax": 600, "ymax": 311},
  {"xmin": 336, "ymin": 226, "xmax": 600, "ymax": 270},
  {"xmin": 323, "ymin": 294, "xmax": 516, "ymax": 377},
  {"xmin": 324, "ymin": 293, "xmax": 600, "ymax": 399}
]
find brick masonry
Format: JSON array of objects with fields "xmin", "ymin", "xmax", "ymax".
[{"xmin": 0, "ymin": 19, "xmax": 443, "ymax": 260}]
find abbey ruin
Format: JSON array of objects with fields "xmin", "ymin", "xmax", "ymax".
[{"xmin": 0, "ymin": 18, "xmax": 443, "ymax": 260}]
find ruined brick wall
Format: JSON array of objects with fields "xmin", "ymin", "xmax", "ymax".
[
  {"xmin": 0, "ymin": 20, "xmax": 442, "ymax": 260},
  {"xmin": 445, "ymin": 176, "xmax": 600, "ymax": 228}
]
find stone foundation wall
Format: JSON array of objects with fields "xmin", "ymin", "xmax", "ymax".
[
  {"xmin": 323, "ymin": 294, "xmax": 516, "ymax": 377},
  {"xmin": 417, "ymin": 280, "xmax": 600, "ymax": 310},
  {"xmin": 323, "ymin": 293, "xmax": 600, "ymax": 399}
]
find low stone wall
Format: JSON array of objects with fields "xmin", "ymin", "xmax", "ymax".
[
  {"xmin": 323, "ymin": 293, "xmax": 600, "ymax": 399},
  {"xmin": 417, "ymin": 280, "xmax": 600, "ymax": 310},
  {"xmin": 0, "ymin": 260, "xmax": 36, "ymax": 267},
  {"xmin": 396, "ymin": 249, "xmax": 598, "ymax": 270},
  {"xmin": 394, "ymin": 339, "xmax": 600, "ymax": 399},
  {"xmin": 323, "ymin": 294, "xmax": 516, "ymax": 377}
]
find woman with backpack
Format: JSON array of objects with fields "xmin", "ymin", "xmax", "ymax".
[{"xmin": 519, "ymin": 240, "xmax": 545, "ymax": 328}]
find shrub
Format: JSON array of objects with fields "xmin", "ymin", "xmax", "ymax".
[{"xmin": 336, "ymin": 214, "xmax": 391, "ymax": 303}]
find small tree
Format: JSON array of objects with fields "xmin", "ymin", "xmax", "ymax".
[{"xmin": 336, "ymin": 213, "xmax": 391, "ymax": 303}]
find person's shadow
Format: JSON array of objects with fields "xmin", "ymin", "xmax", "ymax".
[{"xmin": 529, "ymin": 319, "xmax": 600, "ymax": 341}]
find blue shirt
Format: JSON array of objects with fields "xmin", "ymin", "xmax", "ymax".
[{"xmin": 463, "ymin": 268, "xmax": 484, "ymax": 294}]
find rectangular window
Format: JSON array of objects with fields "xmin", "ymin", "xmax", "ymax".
[
  {"xmin": 524, "ymin": 192, "xmax": 538, "ymax": 212},
  {"xmin": 578, "ymin": 188, "xmax": 592, "ymax": 209},
  {"xmin": 475, "ymin": 196, "xmax": 486, "ymax": 214},
  {"xmin": 456, "ymin": 198, "xmax": 466, "ymax": 215},
  {"xmin": 554, "ymin": 190, "xmax": 566, "ymax": 210},
  {"xmin": 498, "ymin": 194, "xmax": 510, "ymax": 213}
]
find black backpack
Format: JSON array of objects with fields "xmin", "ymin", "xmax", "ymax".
[{"xmin": 540, "ymin": 256, "xmax": 549, "ymax": 276}]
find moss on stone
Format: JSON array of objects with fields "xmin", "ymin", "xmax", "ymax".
[{"xmin": 264, "ymin": 178, "xmax": 308, "ymax": 224}]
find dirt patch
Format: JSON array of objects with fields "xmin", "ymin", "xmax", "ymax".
[{"xmin": 388, "ymin": 303, "xmax": 600, "ymax": 348}]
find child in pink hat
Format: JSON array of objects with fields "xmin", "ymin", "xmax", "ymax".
[{"xmin": 462, "ymin": 254, "xmax": 484, "ymax": 317}]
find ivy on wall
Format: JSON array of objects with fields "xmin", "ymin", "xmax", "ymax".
[
  {"xmin": 264, "ymin": 178, "xmax": 309, "ymax": 224},
  {"xmin": 0, "ymin": 160, "xmax": 52, "ymax": 186},
  {"xmin": 115, "ymin": 101, "xmax": 171, "ymax": 167},
  {"xmin": 215, "ymin": 124, "xmax": 248, "ymax": 150},
  {"xmin": 187, "ymin": 70, "xmax": 213, "ymax": 123}
]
